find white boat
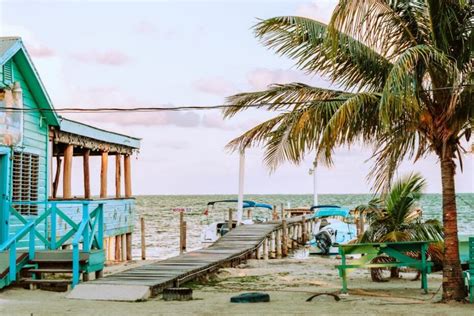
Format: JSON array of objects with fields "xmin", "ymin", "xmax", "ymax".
[
  {"xmin": 200, "ymin": 200, "xmax": 273, "ymax": 244},
  {"xmin": 307, "ymin": 205, "xmax": 357, "ymax": 255}
]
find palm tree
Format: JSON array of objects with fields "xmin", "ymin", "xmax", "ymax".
[
  {"xmin": 356, "ymin": 173, "xmax": 443, "ymax": 281},
  {"xmin": 223, "ymin": 1, "xmax": 473, "ymax": 301}
]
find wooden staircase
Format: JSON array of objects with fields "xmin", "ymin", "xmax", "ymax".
[
  {"xmin": 0, "ymin": 251, "xmax": 30, "ymax": 289},
  {"xmin": 20, "ymin": 250, "xmax": 105, "ymax": 291}
]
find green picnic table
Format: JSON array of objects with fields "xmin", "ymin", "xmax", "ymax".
[{"xmin": 336, "ymin": 241, "xmax": 433, "ymax": 294}]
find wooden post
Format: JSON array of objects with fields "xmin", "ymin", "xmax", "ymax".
[
  {"xmin": 256, "ymin": 244, "xmax": 262, "ymax": 259},
  {"xmin": 292, "ymin": 225, "xmax": 298, "ymax": 248},
  {"xmin": 302, "ymin": 216, "xmax": 307, "ymax": 244},
  {"xmin": 247, "ymin": 209, "xmax": 252, "ymax": 219},
  {"xmin": 124, "ymin": 154, "xmax": 132, "ymax": 198},
  {"xmin": 120, "ymin": 234, "xmax": 127, "ymax": 261},
  {"xmin": 126, "ymin": 233, "xmax": 132, "ymax": 260},
  {"xmin": 183, "ymin": 221, "xmax": 187, "ymax": 252},
  {"xmin": 141, "ymin": 217, "xmax": 146, "ymax": 260},
  {"xmin": 179, "ymin": 211, "xmax": 186, "ymax": 254},
  {"xmin": 52, "ymin": 155, "xmax": 61, "ymax": 199},
  {"xmin": 115, "ymin": 154, "xmax": 121, "ymax": 198},
  {"xmin": 63, "ymin": 144, "xmax": 73, "ymax": 199},
  {"xmin": 263, "ymin": 238, "xmax": 268, "ymax": 260},
  {"xmin": 103, "ymin": 238, "xmax": 108, "ymax": 261},
  {"xmin": 83, "ymin": 149, "xmax": 90, "ymax": 199},
  {"xmin": 228, "ymin": 209, "xmax": 233, "ymax": 231},
  {"xmin": 270, "ymin": 232, "xmax": 276, "ymax": 259},
  {"xmin": 276, "ymin": 229, "xmax": 282, "ymax": 258},
  {"xmin": 115, "ymin": 235, "xmax": 121, "ymax": 261},
  {"xmin": 282, "ymin": 219, "xmax": 288, "ymax": 257},
  {"xmin": 100, "ymin": 151, "xmax": 108, "ymax": 198},
  {"xmin": 280, "ymin": 203, "xmax": 285, "ymax": 220}
]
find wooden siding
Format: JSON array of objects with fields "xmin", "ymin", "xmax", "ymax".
[
  {"xmin": 7, "ymin": 61, "xmax": 48, "ymax": 243},
  {"xmin": 53, "ymin": 199, "xmax": 135, "ymax": 241}
]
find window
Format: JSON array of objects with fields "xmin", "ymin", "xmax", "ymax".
[{"xmin": 12, "ymin": 151, "xmax": 39, "ymax": 215}]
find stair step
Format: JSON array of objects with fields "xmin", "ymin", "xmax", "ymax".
[
  {"xmin": 23, "ymin": 278, "xmax": 72, "ymax": 284},
  {"xmin": 30, "ymin": 258, "xmax": 79, "ymax": 263},
  {"xmin": 22, "ymin": 278, "xmax": 73, "ymax": 292},
  {"xmin": 28, "ymin": 268, "xmax": 74, "ymax": 274}
]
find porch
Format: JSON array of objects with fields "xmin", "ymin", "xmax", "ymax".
[{"xmin": 1, "ymin": 117, "xmax": 140, "ymax": 290}]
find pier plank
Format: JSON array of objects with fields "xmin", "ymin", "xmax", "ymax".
[{"xmin": 68, "ymin": 220, "xmax": 304, "ymax": 301}]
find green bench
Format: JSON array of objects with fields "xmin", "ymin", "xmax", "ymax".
[
  {"xmin": 464, "ymin": 237, "xmax": 474, "ymax": 303},
  {"xmin": 336, "ymin": 241, "xmax": 433, "ymax": 294}
]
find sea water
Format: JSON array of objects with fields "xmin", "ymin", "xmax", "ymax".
[{"xmin": 131, "ymin": 194, "xmax": 474, "ymax": 260}]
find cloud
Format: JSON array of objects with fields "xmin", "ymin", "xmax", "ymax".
[
  {"xmin": 193, "ymin": 77, "xmax": 236, "ymax": 96},
  {"xmin": 26, "ymin": 44, "xmax": 55, "ymax": 58},
  {"xmin": 246, "ymin": 68, "xmax": 308, "ymax": 90},
  {"xmin": 134, "ymin": 20, "xmax": 177, "ymax": 39},
  {"xmin": 0, "ymin": 24, "xmax": 55, "ymax": 58},
  {"xmin": 246, "ymin": 68, "xmax": 335, "ymax": 90},
  {"xmin": 71, "ymin": 50, "xmax": 130, "ymax": 66},
  {"xmin": 201, "ymin": 113, "xmax": 238, "ymax": 130},
  {"xmin": 294, "ymin": 0, "xmax": 338, "ymax": 24},
  {"xmin": 66, "ymin": 108, "xmax": 201, "ymax": 128}
]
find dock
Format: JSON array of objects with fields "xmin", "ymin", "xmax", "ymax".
[{"xmin": 68, "ymin": 216, "xmax": 314, "ymax": 301}]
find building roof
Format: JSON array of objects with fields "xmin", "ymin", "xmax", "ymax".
[
  {"xmin": 1, "ymin": 37, "xmax": 140, "ymax": 150},
  {"xmin": 0, "ymin": 37, "xmax": 59, "ymax": 126},
  {"xmin": 59, "ymin": 117, "xmax": 141, "ymax": 149}
]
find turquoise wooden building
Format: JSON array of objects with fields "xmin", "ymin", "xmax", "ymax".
[{"xmin": 0, "ymin": 37, "xmax": 140, "ymax": 290}]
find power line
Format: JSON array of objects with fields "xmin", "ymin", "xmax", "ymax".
[{"xmin": 0, "ymin": 84, "xmax": 471, "ymax": 114}]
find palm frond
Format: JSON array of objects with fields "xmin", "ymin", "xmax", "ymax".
[
  {"xmin": 328, "ymin": 0, "xmax": 417, "ymax": 58},
  {"xmin": 223, "ymin": 83, "xmax": 347, "ymax": 118},
  {"xmin": 318, "ymin": 92, "xmax": 381, "ymax": 161},
  {"xmin": 254, "ymin": 16, "xmax": 392, "ymax": 91}
]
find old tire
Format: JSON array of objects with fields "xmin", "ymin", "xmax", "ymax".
[{"xmin": 230, "ymin": 292, "xmax": 270, "ymax": 303}]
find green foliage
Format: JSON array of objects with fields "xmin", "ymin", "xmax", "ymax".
[
  {"xmin": 357, "ymin": 173, "xmax": 443, "ymax": 243},
  {"xmin": 223, "ymin": 0, "xmax": 473, "ymax": 192}
]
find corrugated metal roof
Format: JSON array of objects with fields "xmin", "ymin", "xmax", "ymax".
[{"xmin": 59, "ymin": 117, "xmax": 141, "ymax": 149}]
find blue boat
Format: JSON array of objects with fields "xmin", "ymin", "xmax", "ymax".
[{"xmin": 308, "ymin": 205, "xmax": 357, "ymax": 255}]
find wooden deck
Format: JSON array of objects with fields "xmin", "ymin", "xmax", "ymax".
[{"xmin": 68, "ymin": 216, "xmax": 313, "ymax": 301}]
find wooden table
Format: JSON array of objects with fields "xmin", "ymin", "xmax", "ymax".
[{"xmin": 336, "ymin": 241, "xmax": 433, "ymax": 294}]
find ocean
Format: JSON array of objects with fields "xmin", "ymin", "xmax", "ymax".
[{"xmin": 130, "ymin": 194, "xmax": 474, "ymax": 260}]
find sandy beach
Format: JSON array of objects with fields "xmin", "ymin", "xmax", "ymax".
[{"xmin": 0, "ymin": 255, "xmax": 471, "ymax": 316}]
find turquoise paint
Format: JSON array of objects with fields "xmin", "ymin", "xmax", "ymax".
[
  {"xmin": 0, "ymin": 38, "xmax": 58, "ymax": 126},
  {"xmin": 0, "ymin": 147, "xmax": 11, "ymax": 244}
]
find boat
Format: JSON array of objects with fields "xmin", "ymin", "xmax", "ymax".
[
  {"xmin": 307, "ymin": 205, "xmax": 357, "ymax": 255},
  {"xmin": 200, "ymin": 199, "xmax": 273, "ymax": 244}
]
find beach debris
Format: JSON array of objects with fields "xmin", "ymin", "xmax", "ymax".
[
  {"xmin": 230, "ymin": 292, "xmax": 270, "ymax": 303},
  {"xmin": 292, "ymin": 247, "xmax": 310, "ymax": 259},
  {"xmin": 163, "ymin": 288, "xmax": 193, "ymax": 301},
  {"xmin": 306, "ymin": 293, "xmax": 340, "ymax": 302}
]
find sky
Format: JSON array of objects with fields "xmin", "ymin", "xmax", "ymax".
[{"xmin": 0, "ymin": 0, "xmax": 472, "ymax": 195}]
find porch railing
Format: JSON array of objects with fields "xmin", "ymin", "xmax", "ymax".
[
  {"xmin": 0, "ymin": 200, "xmax": 104, "ymax": 288},
  {"xmin": 0, "ymin": 220, "xmax": 35, "ymax": 283}
]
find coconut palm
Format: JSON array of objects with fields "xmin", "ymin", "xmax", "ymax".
[
  {"xmin": 356, "ymin": 173, "xmax": 443, "ymax": 281},
  {"xmin": 223, "ymin": 1, "xmax": 473, "ymax": 301},
  {"xmin": 358, "ymin": 173, "xmax": 443, "ymax": 243}
]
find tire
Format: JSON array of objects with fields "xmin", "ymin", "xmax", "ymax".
[{"xmin": 230, "ymin": 292, "xmax": 270, "ymax": 303}]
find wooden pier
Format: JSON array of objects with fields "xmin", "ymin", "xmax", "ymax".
[{"xmin": 68, "ymin": 216, "xmax": 314, "ymax": 301}]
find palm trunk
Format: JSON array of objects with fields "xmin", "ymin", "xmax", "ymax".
[{"xmin": 440, "ymin": 155, "xmax": 465, "ymax": 301}]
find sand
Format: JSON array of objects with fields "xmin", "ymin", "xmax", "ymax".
[{"xmin": 0, "ymin": 256, "xmax": 471, "ymax": 316}]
